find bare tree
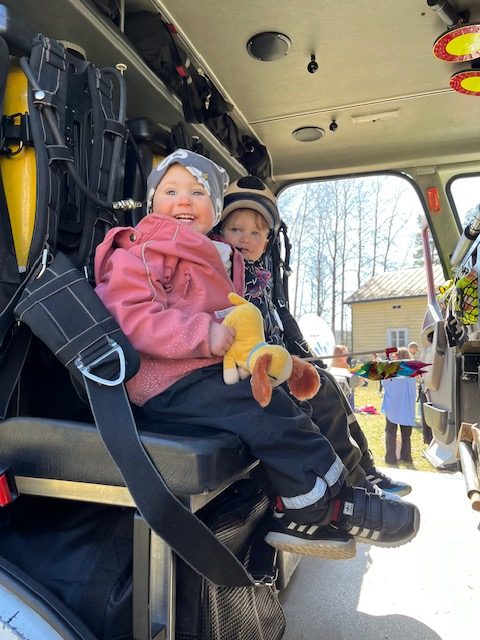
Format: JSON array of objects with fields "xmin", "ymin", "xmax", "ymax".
[{"xmin": 278, "ymin": 174, "xmax": 422, "ymax": 334}]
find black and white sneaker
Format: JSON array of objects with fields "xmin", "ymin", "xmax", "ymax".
[
  {"xmin": 333, "ymin": 487, "xmax": 420, "ymax": 548},
  {"xmin": 364, "ymin": 467, "xmax": 412, "ymax": 497},
  {"xmin": 265, "ymin": 514, "xmax": 356, "ymax": 559},
  {"xmin": 362, "ymin": 479, "xmax": 401, "ymax": 501}
]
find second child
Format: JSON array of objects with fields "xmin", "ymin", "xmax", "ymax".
[{"xmin": 219, "ymin": 176, "xmax": 412, "ymax": 498}]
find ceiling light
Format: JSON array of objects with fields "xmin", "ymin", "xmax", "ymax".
[
  {"xmin": 433, "ymin": 23, "xmax": 480, "ymax": 62},
  {"xmin": 351, "ymin": 110, "xmax": 400, "ymax": 124},
  {"xmin": 246, "ymin": 32, "xmax": 291, "ymax": 61},
  {"xmin": 292, "ymin": 127, "xmax": 325, "ymax": 142}
]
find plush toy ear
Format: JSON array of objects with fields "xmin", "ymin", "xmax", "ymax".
[
  {"xmin": 287, "ymin": 356, "xmax": 321, "ymax": 401},
  {"xmin": 251, "ymin": 353, "xmax": 273, "ymax": 408}
]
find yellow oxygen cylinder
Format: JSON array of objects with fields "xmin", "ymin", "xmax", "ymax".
[
  {"xmin": 0, "ymin": 60, "xmax": 36, "ymax": 271},
  {"xmin": 151, "ymin": 153, "xmax": 165, "ymax": 171}
]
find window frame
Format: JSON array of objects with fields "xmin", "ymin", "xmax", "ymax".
[{"xmin": 387, "ymin": 328, "xmax": 408, "ymax": 348}]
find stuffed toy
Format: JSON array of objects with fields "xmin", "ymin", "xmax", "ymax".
[{"xmin": 222, "ymin": 292, "xmax": 320, "ymax": 407}]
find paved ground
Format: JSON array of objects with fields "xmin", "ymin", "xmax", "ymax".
[{"xmin": 280, "ymin": 467, "xmax": 480, "ymax": 640}]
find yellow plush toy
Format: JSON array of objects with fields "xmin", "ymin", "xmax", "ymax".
[{"xmin": 222, "ymin": 292, "xmax": 321, "ymax": 407}]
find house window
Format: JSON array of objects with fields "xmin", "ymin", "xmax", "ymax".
[{"xmin": 387, "ymin": 328, "xmax": 408, "ymax": 348}]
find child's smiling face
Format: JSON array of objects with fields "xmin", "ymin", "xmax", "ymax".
[
  {"xmin": 152, "ymin": 164, "xmax": 215, "ymax": 235},
  {"xmin": 221, "ymin": 209, "xmax": 270, "ymax": 261}
]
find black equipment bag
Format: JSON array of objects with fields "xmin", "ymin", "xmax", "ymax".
[
  {"xmin": 88, "ymin": 0, "xmax": 122, "ymax": 27},
  {"xmin": 0, "ymin": 33, "xmax": 141, "ymax": 414},
  {"xmin": 25, "ymin": 34, "xmax": 129, "ymax": 280},
  {"xmin": 125, "ymin": 11, "xmax": 206, "ymax": 124},
  {"xmin": 124, "ymin": 11, "xmax": 272, "ymax": 179}
]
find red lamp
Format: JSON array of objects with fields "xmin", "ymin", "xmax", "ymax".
[
  {"xmin": 450, "ymin": 69, "xmax": 480, "ymax": 96},
  {"xmin": 433, "ymin": 23, "xmax": 480, "ymax": 62}
]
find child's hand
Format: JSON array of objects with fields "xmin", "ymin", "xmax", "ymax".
[{"xmin": 210, "ymin": 323, "xmax": 236, "ymax": 356}]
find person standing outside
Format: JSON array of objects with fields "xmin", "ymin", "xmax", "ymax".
[
  {"xmin": 408, "ymin": 342, "xmax": 419, "ymax": 359},
  {"xmin": 381, "ymin": 347, "xmax": 417, "ymax": 464}
]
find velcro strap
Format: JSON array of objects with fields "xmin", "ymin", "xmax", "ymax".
[
  {"xmin": 351, "ymin": 488, "xmax": 367, "ymax": 527},
  {"xmin": 95, "ymin": 71, "xmax": 113, "ymax": 99},
  {"xmin": 104, "ymin": 119, "xmax": 127, "ymax": 138},
  {"xmin": 366, "ymin": 492, "xmax": 383, "ymax": 531},
  {"xmin": 46, "ymin": 144, "xmax": 74, "ymax": 163},
  {"xmin": 41, "ymin": 35, "xmax": 67, "ymax": 70},
  {"xmin": 352, "ymin": 491, "xmax": 382, "ymax": 531}
]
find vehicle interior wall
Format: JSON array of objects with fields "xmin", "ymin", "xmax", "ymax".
[{"xmin": 5, "ymin": 0, "xmax": 480, "ymax": 190}]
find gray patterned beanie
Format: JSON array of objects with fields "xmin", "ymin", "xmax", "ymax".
[{"xmin": 146, "ymin": 149, "xmax": 230, "ymax": 224}]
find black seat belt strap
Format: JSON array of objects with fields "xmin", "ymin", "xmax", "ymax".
[
  {"xmin": 0, "ymin": 323, "xmax": 32, "ymax": 418},
  {"xmin": 83, "ymin": 378, "xmax": 253, "ymax": 587}
]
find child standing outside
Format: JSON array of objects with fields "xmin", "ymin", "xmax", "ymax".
[
  {"xmin": 219, "ymin": 176, "xmax": 412, "ymax": 498},
  {"xmin": 95, "ymin": 150, "xmax": 419, "ymax": 558}
]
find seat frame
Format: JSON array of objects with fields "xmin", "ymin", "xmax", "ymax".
[{"xmin": 1, "ymin": 416, "xmax": 259, "ymax": 640}]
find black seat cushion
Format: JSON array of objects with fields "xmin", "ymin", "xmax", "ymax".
[{"xmin": 0, "ymin": 417, "xmax": 254, "ymax": 496}]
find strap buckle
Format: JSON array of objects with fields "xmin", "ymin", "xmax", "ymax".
[
  {"xmin": 252, "ymin": 568, "xmax": 278, "ymax": 587},
  {"xmin": 75, "ymin": 337, "xmax": 126, "ymax": 386}
]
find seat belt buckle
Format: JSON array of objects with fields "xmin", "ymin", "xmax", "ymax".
[
  {"xmin": 75, "ymin": 337, "xmax": 126, "ymax": 386},
  {"xmin": 0, "ymin": 466, "xmax": 18, "ymax": 506},
  {"xmin": 252, "ymin": 567, "xmax": 278, "ymax": 587}
]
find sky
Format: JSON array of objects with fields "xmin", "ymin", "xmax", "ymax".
[{"xmin": 450, "ymin": 175, "xmax": 480, "ymax": 224}]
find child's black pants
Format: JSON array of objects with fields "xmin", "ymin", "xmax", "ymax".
[{"xmin": 141, "ymin": 364, "xmax": 345, "ymax": 501}]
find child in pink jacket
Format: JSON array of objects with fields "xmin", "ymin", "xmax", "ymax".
[{"xmin": 94, "ymin": 149, "xmax": 419, "ymax": 558}]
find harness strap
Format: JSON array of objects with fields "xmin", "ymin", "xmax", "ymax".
[
  {"xmin": 0, "ymin": 36, "xmax": 22, "ymax": 314},
  {"xmin": 0, "ymin": 324, "xmax": 31, "ymax": 418},
  {"xmin": 84, "ymin": 378, "xmax": 253, "ymax": 587}
]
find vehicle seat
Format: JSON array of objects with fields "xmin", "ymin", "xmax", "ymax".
[{"xmin": 0, "ymin": 416, "xmax": 256, "ymax": 502}]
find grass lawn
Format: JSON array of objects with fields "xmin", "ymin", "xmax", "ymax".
[{"xmin": 353, "ymin": 381, "xmax": 438, "ymax": 473}]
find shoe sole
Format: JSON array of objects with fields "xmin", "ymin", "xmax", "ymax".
[
  {"xmin": 385, "ymin": 486, "xmax": 412, "ymax": 497},
  {"xmin": 264, "ymin": 533, "xmax": 356, "ymax": 559},
  {"xmin": 352, "ymin": 505, "xmax": 420, "ymax": 548}
]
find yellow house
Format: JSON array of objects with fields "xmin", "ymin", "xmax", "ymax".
[{"xmin": 344, "ymin": 265, "xmax": 444, "ymax": 357}]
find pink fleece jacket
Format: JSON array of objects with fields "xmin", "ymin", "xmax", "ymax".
[{"xmin": 94, "ymin": 214, "xmax": 245, "ymax": 406}]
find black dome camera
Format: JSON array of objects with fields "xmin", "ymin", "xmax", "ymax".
[
  {"xmin": 307, "ymin": 54, "xmax": 318, "ymax": 74},
  {"xmin": 329, "ymin": 120, "xmax": 338, "ymax": 132}
]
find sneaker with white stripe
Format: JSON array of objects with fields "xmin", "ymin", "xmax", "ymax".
[
  {"xmin": 333, "ymin": 486, "xmax": 420, "ymax": 548},
  {"xmin": 265, "ymin": 514, "xmax": 356, "ymax": 559},
  {"xmin": 362, "ymin": 478, "xmax": 402, "ymax": 501},
  {"xmin": 364, "ymin": 467, "xmax": 412, "ymax": 497}
]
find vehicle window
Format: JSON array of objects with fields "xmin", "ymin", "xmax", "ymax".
[
  {"xmin": 449, "ymin": 175, "xmax": 480, "ymax": 227},
  {"xmin": 278, "ymin": 174, "xmax": 425, "ymax": 349}
]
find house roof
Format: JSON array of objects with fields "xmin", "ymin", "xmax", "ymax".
[{"xmin": 344, "ymin": 264, "xmax": 445, "ymax": 304}]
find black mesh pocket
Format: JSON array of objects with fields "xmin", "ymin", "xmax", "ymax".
[
  {"xmin": 176, "ymin": 479, "xmax": 285, "ymax": 640},
  {"xmin": 201, "ymin": 579, "xmax": 285, "ymax": 640}
]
